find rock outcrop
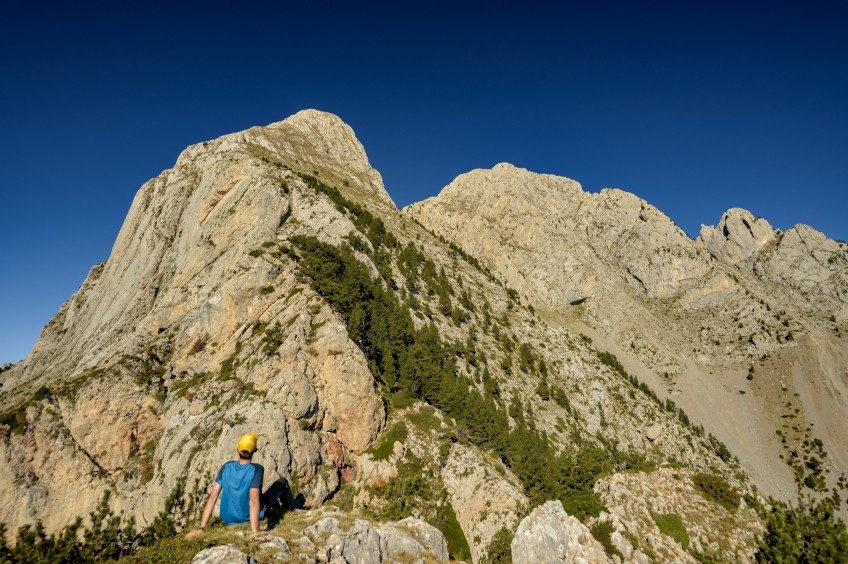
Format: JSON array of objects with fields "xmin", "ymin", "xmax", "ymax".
[
  {"xmin": 595, "ymin": 468, "xmax": 764, "ymax": 562},
  {"xmin": 699, "ymin": 208, "xmax": 775, "ymax": 265},
  {"xmin": 405, "ymin": 162, "xmax": 710, "ymax": 304},
  {"xmin": 699, "ymin": 209, "xmax": 848, "ymax": 320},
  {"xmin": 191, "ymin": 544, "xmax": 254, "ymax": 564},
  {"xmin": 441, "ymin": 443, "xmax": 526, "ymax": 562},
  {"xmin": 302, "ymin": 515, "xmax": 449, "ymax": 562},
  {"xmin": 511, "ymin": 501, "xmax": 610, "ymax": 564}
]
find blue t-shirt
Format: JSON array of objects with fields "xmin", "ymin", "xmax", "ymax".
[{"xmin": 215, "ymin": 460, "xmax": 264, "ymax": 524}]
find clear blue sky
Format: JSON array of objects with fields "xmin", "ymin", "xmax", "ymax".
[{"xmin": 1, "ymin": 2, "xmax": 846, "ymax": 364}]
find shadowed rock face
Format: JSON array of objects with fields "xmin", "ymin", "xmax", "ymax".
[{"xmin": 1, "ymin": 111, "xmax": 846, "ymax": 559}]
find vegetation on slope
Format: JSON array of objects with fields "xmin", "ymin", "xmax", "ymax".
[
  {"xmin": 288, "ymin": 198, "xmax": 653, "ymax": 519},
  {"xmin": 292, "ymin": 176, "xmax": 848, "ymax": 561},
  {"xmin": 755, "ymin": 497, "xmax": 848, "ymax": 562},
  {"xmin": 0, "ymin": 480, "xmax": 188, "ymax": 563}
]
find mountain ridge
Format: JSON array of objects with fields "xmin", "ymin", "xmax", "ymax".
[{"xmin": 1, "ymin": 110, "xmax": 845, "ymax": 562}]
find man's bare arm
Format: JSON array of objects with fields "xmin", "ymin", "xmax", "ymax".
[{"xmin": 249, "ymin": 488, "xmax": 261, "ymax": 533}]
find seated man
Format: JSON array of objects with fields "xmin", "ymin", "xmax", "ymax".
[{"xmin": 186, "ymin": 433, "xmax": 285, "ymax": 537}]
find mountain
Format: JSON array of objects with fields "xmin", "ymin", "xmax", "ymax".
[
  {"xmin": 1, "ymin": 111, "xmax": 846, "ymax": 562},
  {"xmin": 406, "ymin": 163, "xmax": 848, "ymax": 503}
]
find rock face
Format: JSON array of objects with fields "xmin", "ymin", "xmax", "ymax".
[
  {"xmin": 441, "ymin": 443, "xmax": 526, "ymax": 562},
  {"xmin": 511, "ymin": 501, "xmax": 610, "ymax": 564},
  {"xmin": 699, "ymin": 208, "xmax": 776, "ymax": 265},
  {"xmin": 405, "ymin": 163, "xmax": 710, "ymax": 304},
  {"xmin": 699, "ymin": 208, "xmax": 848, "ymax": 319}
]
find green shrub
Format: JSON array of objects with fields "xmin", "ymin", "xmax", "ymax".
[
  {"xmin": 292, "ymin": 234, "xmax": 651, "ymax": 522},
  {"xmin": 217, "ymin": 345, "xmax": 241, "ymax": 381},
  {"xmin": 367, "ymin": 422, "xmax": 408, "ymax": 461},
  {"xmin": 431, "ymin": 498, "xmax": 471, "ymax": 560},
  {"xmin": 378, "ymin": 458, "xmax": 428, "ymax": 521},
  {"xmin": 373, "ymin": 455, "xmax": 470, "ymax": 560},
  {"xmin": 261, "ymin": 321, "xmax": 284, "ymax": 356},
  {"xmin": 482, "ymin": 527, "xmax": 513, "ymax": 564},
  {"xmin": 284, "ymin": 286, "xmax": 303, "ymax": 303},
  {"xmin": 755, "ymin": 497, "xmax": 848, "ymax": 563},
  {"xmin": 0, "ymin": 386, "xmax": 55, "ymax": 434},
  {"xmin": 591, "ymin": 521, "xmax": 624, "ymax": 558},
  {"xmin": 0, "ymin": 406, "xmax": 28, "ymax": 435},
  {"xmin": 693, "ymin": 472, "xmax": 740, "ymax": 512},
  {"xmin": 406, "ymin": 405, "xmax": 441, "ymax": 433},
  {"xmin": 330, "ymin": 484, "xmax": 357, "ymax": 512},
  {"xmin": 0, "ymin": 478, "xmax": 189, "ymax": 563},
  {"xmin": 653, "ymin": 513, "xmax": 690, "ymax": 549}
]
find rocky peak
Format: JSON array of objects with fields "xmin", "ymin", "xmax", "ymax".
[
  {"xmin": 408, "ymin": 164, "xmax": 848, "ymax": 519},
  {"xmin": 425, "ymin": 162, "xmax": 585, "ymax": 207},
  {"xmin": 269, "ymin": 109, "xmax": 395, "ymax": 206},
  {"xmin": 275, "ymin": 110, "xmax": 370, "ymax": 172},
  {"xmin": 405, "ymin": 164, "xmax": 708, "ymax": 304},
  {"xmin": 698, "ymin": 207, "xmax": 775, "ymax": 264}
]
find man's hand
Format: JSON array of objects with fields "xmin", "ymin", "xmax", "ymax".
[{"xmin": 185, "ymin": 528, "xmax": 203, "ymax": 539}]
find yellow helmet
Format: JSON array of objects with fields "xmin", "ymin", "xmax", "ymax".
[{"xmin": 237, "ymin": 433, "xmax": 258, "ymax": 457}]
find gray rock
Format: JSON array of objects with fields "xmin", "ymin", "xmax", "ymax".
[
  {"xmin": 300, "ymin": 516, "xmax": 447, "ymax": 563},
  {"xmin": 699, "ymin": 208, "xmax": 775, "ymax": 265},
  {"xmin": 191, "ymin": 544, "xmax": 251, "ymax": 564},
  {"xmin": 394, "ymin": 517, "xmax": 450, "ymax": 561},
  {"xmin": 336, "ymin": 520, "xmax": 383, "ymax": 563},
  {"xmin": 511, "ymin": 500, "xmax": 610, "ymax": 564},
  {"xmin": 442, "ymin": 443, "xmax": 526, "ymax": 561},
  {"xmin": 377, "ymin": 524, "xmax": 425, "ymax": 561},
  {"xmin": 645, "ymin": 424, "xmax": 663, "ymax": 442},
  {"xmin": 260, "ymin": 535, "xmax": 291, "ymax": 557},
  {"xmin": 305, "ymin": 516, "xmax": 342, "ymax": 539}
]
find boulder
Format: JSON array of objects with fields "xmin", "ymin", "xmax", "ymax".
[
  {"xmin": 304, "ymin": 514, "xmax": 448, "ymax": 563},
  {"xmin": 394, "ymin": 516, "xmax": 450, "ymax": 560},
  {"xmin": 191, "ymin": 544, "xmax": 251, "ymax": 564}
]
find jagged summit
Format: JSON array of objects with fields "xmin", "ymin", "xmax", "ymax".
[{"xmin": 698, "ymin": 207, "xmax": 775, "ymax": 264}]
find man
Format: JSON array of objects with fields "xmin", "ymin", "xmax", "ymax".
[{"xmin": 186, "ymin": 433, "xmax": 284, "ymax": 538}]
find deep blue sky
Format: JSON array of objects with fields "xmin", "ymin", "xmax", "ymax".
[{"xmin": 1, "ymin": 2, "xmax": 846, "ymax": 364}]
